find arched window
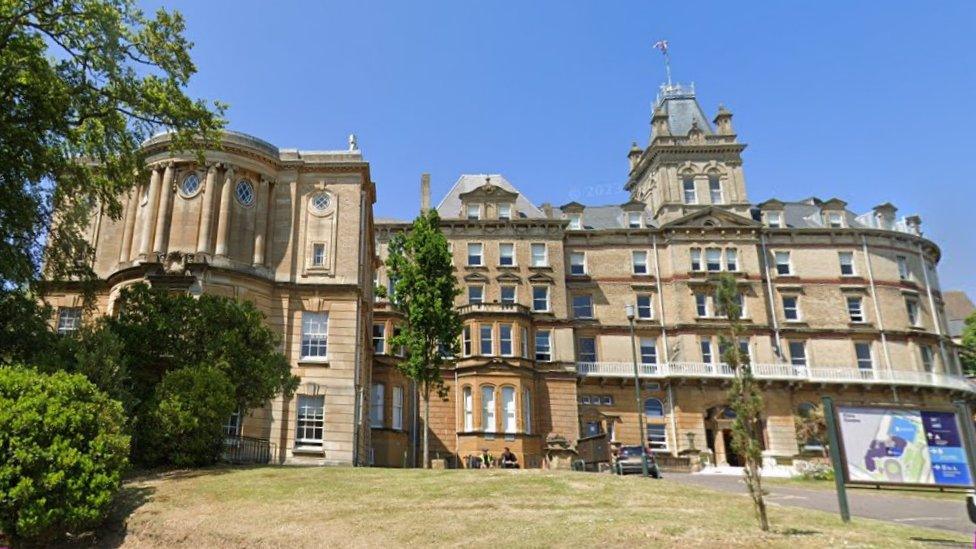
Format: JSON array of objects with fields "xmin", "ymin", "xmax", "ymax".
[
  {"xmin": 481, "ymin": 386, "xmax": 495, "ymax": 434},
  {"xmin": 501, "ymin": 386, "xmax": 516, "ymax": 434},
  {"xmin": 644, "ymin": 398, "xmax": 664, "ymax": 418},
  {"xmin": 462, "ymin": 387, "xmax": 473, "ymax": 431}
]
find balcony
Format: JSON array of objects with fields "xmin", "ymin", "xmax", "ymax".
[{"xmin": 576, "ymin": 361, "xmax": 975, "ymax": 393}]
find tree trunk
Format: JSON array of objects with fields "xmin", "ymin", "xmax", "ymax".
[{"xmin": 422, "ymin": 383, "xmax": 431, "ymax": 469}]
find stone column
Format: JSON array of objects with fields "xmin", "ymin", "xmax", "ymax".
[
  {"xmin": 152, "ymin": 162, "xmax": 176, "ymax": 255},
  {"xmin": 253, "ymin": 177, "xmax": 272, "ymax": 266},
  {"xmin": 214, "ymin": 165, "xmax": 235, "ymax": 257},
  {"xmin": 196, "ymin": 163, "xmax": 220, "ymax": 255},
  {"xmin": 118, "ymin": 184, "xmax": 139, "ymax": 262},
  {"xmin": 137, "ymin": 165, "xmax": 163, "ymax": 258}
]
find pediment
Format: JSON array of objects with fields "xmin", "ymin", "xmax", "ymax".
[
  {"xmin": 663, "ymin": 207, "xmax": 760, "ymax": 229},
  {"xmin": 559, "ymin": 201, "xmax": 585, "ymax": 212},
  {"xmin": 528, "ymin": 272, "xmax": 556, "ymax": 284},
  {"xmin": 495, "ymin": 272, "xmax": 522, "ymax": 284},
  {"xmin": 459, "ymin": 183, "xmax": 518, "ymax": 202},
  {"xmin": 757, "ymin": 199, "xmax": 785, "ymax": 210},
  {"xmin": 821, "ymin": 198, "xmax": 848, "ymax": 210},
  {"xmin": 462, "ymin": 272, "xmax": 490, "ymax": 283},
  {"xmin": 619, "ymin": 199, "xmax": 646, "ymax": 211}
]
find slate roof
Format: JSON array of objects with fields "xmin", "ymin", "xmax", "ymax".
[
  {"xmin": 435, "ymin": 174, "xmax": 546, "ymax": 219},
  {"xmin": 652, "ymin": 85, "xmax": 714, "ymax": 139},
  {"xmin": 753, "ymin": 197, "xmax": 918, "ymax": 235},
  {"xmin": 554, "ymin": 204, "xmax": 656, "ymax": 230}
]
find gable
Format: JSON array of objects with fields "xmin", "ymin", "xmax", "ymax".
[{"xmin": 662, "ymin": 207, "xmax": 760, "ymax": 229}]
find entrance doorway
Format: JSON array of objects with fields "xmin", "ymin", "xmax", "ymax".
[{"xmin": 704, "ymin": 406, "xmax": 752, "ymax": 467}]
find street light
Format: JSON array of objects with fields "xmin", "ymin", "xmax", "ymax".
[{"xmin": 625, "ymin": 303, "xmax": 650, "ymax": 478}]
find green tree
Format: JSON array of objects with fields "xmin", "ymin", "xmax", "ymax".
[
  {"xmin": 385, "ymin": 210, "xmax": 462, "ymax": 468},
  {"xmin": 794, "ymin": 403, "xmax": 828, "ymax": 458},
  {"xmin": 715, "ymin": 274, "xmax": 769, "ymax": 531},
  {"xmin": 0, "ymin": 0, "xmax": 224, "ymax": 352},
  {"xmin": 960, "ymin": 311, "xmax": 976, "ymax": 375},
  {"xmin": 0, "ymin": 366, "xmax": 129, "ymax": 544}
]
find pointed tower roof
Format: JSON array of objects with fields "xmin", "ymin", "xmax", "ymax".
[{"xmin": 650, "ymin": 83, "xmax": 713, "ymax": 140}]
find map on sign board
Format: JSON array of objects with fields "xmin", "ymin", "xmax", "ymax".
[{"xmin": 836, "ymin": 406, "xmax": 973, "ymax": 487}]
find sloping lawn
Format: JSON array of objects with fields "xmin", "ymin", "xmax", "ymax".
[{"xmin": 86, "ymin": 467, "xmax": 966, "ymax": 547}]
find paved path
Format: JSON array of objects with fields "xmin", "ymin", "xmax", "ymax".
[{"xmin": 666, "ymin": 472, "xmax": 974, "ymax": 535}]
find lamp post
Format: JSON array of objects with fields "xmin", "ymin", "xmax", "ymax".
[{"xmin": 626, "ymin": 304, "xmax": 650, "ymax": 478}]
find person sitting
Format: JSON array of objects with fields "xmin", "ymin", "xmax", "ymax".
[
  {"xmin": 500, "ymin": 447, "xmax": 519, "ymax": 469},
  {"xmin": 480, "ymin": 449, "xmax": 494, "ymax": 469}
]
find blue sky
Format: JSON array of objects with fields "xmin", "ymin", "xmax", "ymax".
[{"xmin": 150, "ymin": 1, "xmax": 975, "ymax": 297}]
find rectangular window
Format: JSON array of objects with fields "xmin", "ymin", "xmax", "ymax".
[
  {"xmin": 855, "ymin": 342, "xmax": 873, "ymax": 371},
  {"xmin": 700, "ymin": 339, "xmax": 713, "ymax": 363},
  {"xmin": 498, "ymin": 203, "xmax": 512, "ymax": 220},
  {"xmin": 462, "ymin": 326, "xmax": 472, "ymax": 356},
  {"xmin": 636, "ymin": 295, "xmax": 653, "ymax": 319},
  {"xmin": 468, "ymin": 285, "xmax": 484, "ymax": 305},
  {"xmin": 774, "ymin": 251, "xmax": 792, "ymax": 275},
  {"xmin": 585, "ymin": 421, "xmax": 601, "ymax": 437},
  {"xmin": 482, "ymin": 386, "xmax": 495, "ymax": 433},
  {"xmin": 370, "ymin": 383, "xmax": 385, "ymax": 428},
  {"xmin": 695, "ymin": 293, "xmax": 709, "ymax": 317},
  {"xmin": 568, "ymin": 213, "xmax": 582, "ymax": 230},
  {"xmin": 705, "ymin": 248, "xmax": 722, "ymax": 272},
  {"xmin": 480, "ymin": 324, "xmax": 493, "ymax": 355},
  {"xmin": 531, "ymin": 243, "xmax": 548, "ymax": 266},
  {"xmin": 467, "ymin": 204, "xmax": 481, "ymax": 220},
  {"xmin": 572, "ymin": 295, "xmax": 593, "ymax": 318},
  {"xmin": 725, "ymin": 248, "xmax": 738, "ymax": 271},
  {"xmin": 372, "ymin": 323, "xmax": 386, "ymax": 354},
  {"xmin": 311, "ymin": 243, "xmax": 326, "ymax": 266},
  {"xmin": 387, "ymin": 276, "xmax": 397, "ymax": 301},
  {"xmin": 647, "ymin": 424, "xmax": 668, "ymax": 452},
  {"xmin": 839, "ymin": 251, "xmax": 855, "ymax": 276},
  {"xmin": 627, "ymin": 211, "xmax": 643, "ymax": 228},
  {"xmin": 223, "ymin": 410, "xmax": 242, "ymax": 438},
  {"xmin": 639, "ymin": 338, "xmax": 657, "ymax": 365},
  {"xmin": 535, "ymin": 330, "xmax": 552, "ymax": 361},
  {"xmin": 709, "ymin": 176, "xmax": 723, "ymax": 204},
  {"xmin": 569, "ymin": 251, "xmax": 586, "ymax": 275},
  {"xmin": 502, "ymin": 386, "xmax": 516, "ymax": 434},
  {"xmin": 690, "ymin": 248, "xmax": 702, "ymax": 271},
  {"xmin": 56, "ymin": 307, "xmax": 82, "ymax": 335},
  {"xmin": 301, "ymin": 312, "xmax": 328, "ymax": 359},
  {"xmin": 467, "ymin": 243, "xmax": 483, "ymax": 266},
  {"xmin": 766, "ymin": 211, "xmax": 782, "ymax": 228},
  {"xmin": 521, "ymin": 326, "xmax": 529, "ymax": 358},
  {"xmin": 897, "ymin": 256, "xmax": 910, "ymax": 280},
  {"xmin": 788, "ymin": 341, "xmax": 806, "ymax": 367},
  {"xmin": 532, "ymin": 286, "xmax": 549, "ymax": 312},
  {"xmin": 906, "ymin": 298, "xmax": 920, "ymax": 327},
  {"xmin": 847, "ymin": 296, "xmax": 864, "ymax": 323},
  {"xmin": 920, "ymin": 345, "xmax": 935, "ymax": 373},
  {"xmin": 682, "ymin": 178, "xmax": 697, "ymax": 204},
  {"xmin": 782, "ymin": 296, "xmax": 799, "ymax": 321},
  {"xmin": 463, "ymin": 387, "xmax": 473, "ymax": 431},
  {"xmin": 499, "ymin": 323, "xmax": 513, "ymax": 356},
  {"xmin": 500, "ymin": 285, "xmax": 516, "ymax": 305},
  {"xmin": 392, "ymin": 386, "xmax": 403, "ymax": 430},
  {"xmin": 295, "ymin": 395, "xmax": 324, "ymax": 447},
  {"xmin": 392, "ymin": 327, "xmax": 404, "ymax": 356},
  {"xmin": 499, "ymin": 243, "xmax": 515, "ymax": 266},
  {"xmin": 578, "ymin": 337, "xmax": 597, "ymax": 362},
  {"xmin": 826, "ymin": 212, "xmax": 843, "ymax": 228},
  {"xmin": 632, "ymin": 251, "xmax": 648, "ymax": 274}
]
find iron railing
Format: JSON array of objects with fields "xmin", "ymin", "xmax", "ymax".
[{"xmin": 222, "ymin": 435, "xmax": 274, "ymax": 464}]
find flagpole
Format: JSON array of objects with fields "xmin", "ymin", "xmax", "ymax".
[{"xmin": 664, "ymin": 50, "xmax": 672, "ymax": 88}]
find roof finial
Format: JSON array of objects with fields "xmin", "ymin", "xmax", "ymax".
[
  {"xmin": 653, "ymin": 39, "xmax": 672, "ymax": 88},
  {"xmin": 348, "ymin": 133, "xmax": 358, "ymax": 151}
]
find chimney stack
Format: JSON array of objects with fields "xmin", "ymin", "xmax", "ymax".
[{"xmin": 420, "ymin": 173, "xmax": 431, "ymax": 213}]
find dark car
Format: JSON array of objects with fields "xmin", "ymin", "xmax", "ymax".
[{"xmin": 613, "ymin": 445, "xmax": 661, "ymax": 478}]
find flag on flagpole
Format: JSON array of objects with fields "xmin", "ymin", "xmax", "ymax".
[{"xmin": 653, "ymin": 40, "xmax": 669, "ymax": 55}]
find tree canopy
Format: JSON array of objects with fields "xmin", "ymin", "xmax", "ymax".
[{"xmin": 960, "ymin": 311, "xmax": 976, "ymax": 375}]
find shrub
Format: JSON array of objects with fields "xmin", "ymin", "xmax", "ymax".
[
  {"xmin": 0, "ymin": 366, "xmax": 129, "ymax": 544},
  {"xmin": 143, "ymin": 365, "xmax": 236, "ymax": 467}
]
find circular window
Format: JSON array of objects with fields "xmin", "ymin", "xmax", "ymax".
[
  {"xmin": 235, "ymin": 179, "xmax": 255, "ymax": 207},
  {"xmin": 310, "ymin": 192, "xmax": 331, "ymax": 213},
  {"xmin": 180, "ymin": 174, "xmax": 201, "ymax": 197}
]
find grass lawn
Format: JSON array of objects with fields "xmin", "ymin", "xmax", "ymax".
[{"xmin": 83, "ymin": 466, "xmax": 967, "ymax": 548}]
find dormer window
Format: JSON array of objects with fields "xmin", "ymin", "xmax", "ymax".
[
  {"xmin": 466, "ymin": 204, "xmax": 481, "ymax": 220},
  {"xmin": 627, "ymin": 212, "xmax": 643, "ymax": 228},
  {"xmin": 498, "ymin": 203, "xmax": 512, "ymax": 220},
  {"xmin": 825, "ymin": 212, "xmax": 844, "ymax": 228},
  {"xmin": 766, "ymin": 211, "xmax": 783, "ymax": 228},
  {"xmin": 568, "ymin": 213, "xmax": 582, "ymax": 230}
]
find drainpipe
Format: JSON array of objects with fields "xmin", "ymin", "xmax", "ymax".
[
  {"xmin": 759, "ymin": 233, "xmax": 782, "ymax": 359},
  {"xmin": 455, "ymin": 368, "xmax": 460, "ymax": 467},
  {"xmin": 917, "ymin": 242, "xmax": 950, "ymax": 374},
  {"xmin": 651, "ymin": 234, "xmax": 670, "ymax": 362},
  {"xmin": 862, "ymin": 234, "xmax": 892, "ymax": 372}
]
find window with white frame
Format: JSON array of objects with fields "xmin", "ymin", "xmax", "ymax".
[
  {"xmin": 647, "ymin": 424, "xmax": 668, "ymax": 452},
  {"xmin": 632, "ymin": 250, "xmax": 648, "ymax": 274},
  {"xmin": 499, "ymin": 323, "xmax": 513, "ymax": 356},
  {"xmin": 499, "ymin": 242, "xmax": 515, "ymax": 266},
  {"xmin": 295, "ymin": 395, "xmax": 324, "ymax": 447},
  {"xmin": 639, "ymin": 338, "xmax": 657, "ymax": 365},
  {"xmin": 690, "ymin": 248, "xmax": 702, "ymax": 271},
  {"xmin": 370, "ymin": 383, "xmax": 385, "ymax": 428},
  {"xmin": 530, "ymin": 243, "xmax": 548, "ymax": 266},
  {"xmin": 502, "ymin": 386, "xmax": 516, "ymax": 434},
  {"xmin": 567, "ymin": 213, "xmax": 582, "ymax": 230},
  {"xmin": 839, "ymin": 251, "xmax": 855, "ymax": 276},
  {"xmin": 766, "ymin": 211, "xmax": 783, "ymax": 228},
  {"xmin": 636, "ymin": 294, "xmax": 653, "ymax": 319},
  {"xmin": 462, "ymin": 387, "xmax": 473, "ymax": 430},
  {"xmin": 521, "ymin": 326, "xmax": 529, "ymax": 358},
  {"xmin": 466, "ymin": 204, "xmax": 481, "ymax": 220},
  {"xmin": 462, "ymin": 326, "xmax": 472, "ymax": 356},
  {"xmin": 479, "ymin": 324, "xmax": 493, "ymax": 355},
  {"xmin": 920, "ymin": 345, "xmax": 935, "ymax": 373},
  {"xmin": 481, "ymin": 386, "xmax": 496, "ymax": 433},
  {"xmin": 223, "ymin": 410, "xmax": 242, "ymax": 437},
  {"xmin": 468, "ymin": 285, "xmax": 484, "ymax": 305},
  {"xmin": 847, "ymin": 296, "xmax": 865, "ymax": 323},
  {"xmin": 700, "ymin": 339, "xmax": 713, "ymax": 363},
  {"xmin": 705, "ymin": 248, "xmax": 722, "ymax": 272},
  {"xmin": 572, "ymin": 294, "xmax": 593, "ymax": 318},
  {"xmin": 301, "ymin": 312, "xmax": 328, "ymax": 359},
  {"xmin": 855, "ymin": 342, "xmax": 873, "ymax": 371},
  {"xmin": 498, "ymin": 203, "xmax": 512, "ymax": 220},
  {"xmin": 897, "ymin": 255, "xmax": 910, "ymax": 280},
  {"xmin": 695, "ymin": 293, "xmax": 709, "ymax": 317},
  {"xmin": 682, "ymin": 178, "xmax": 697, "ymax": 204},
  {"xmin": 500, "ymin": 285, "xmax": 516, "ymax": 305},
  {"xmin": 532, "ymin": 286, "xmax": 549, "ymax": 312},
  {"xmin": 523, "ymin": 388, "xmax": 532, "ymax": 434},
  {"xmin": 725, "ymin": 248, "xmax": 738, "ymax": 271},
  {"xmin": 372, "ymin": 323, "xmax": 386, "ymax": 354},
  {"xmin": 392, "ymin": 386, "xmax": 404, "ymax": 430},
  {"xmin": 825, "ymin": 212, "xmax": 844, "ymax": 228},
  {"xmin": 788, "ymin": 341, "xmax": 807, "ymax": 366},
  {"xmin": 774, "ymin": 251, "xmax": 792, "ymax": 275},
  {"xmin": 569, "ymin": 251, "xmax": 586, "ymax": 275},
  {"xmin": 535, "ymin": 329, "xmax": 552, "ymax": 361},
  {"xmin": 627, "ymin": 211, "xmax": 643, "ymax": 228},
  {"xmin": 311, "ymin": 243, "xmax": 326, "ymax": 266},
  {"xmin": 708, "ymin": 176, "xmax": 723, "ymax": 204},
  {"xmin": 905, "ymin": 298, "xmax": 920, "ymax": 327},
  {"xmin": 578, "ymin": 336, "xmax": 597, "ymax": 362},
  {"xmin": 467, "ymin": 243, "xmax": 483, "ymax": 266},
  {"xmin": 782, "ymin": 296, "xmax": 800, "ymax": 321},
  {"xmin": 56, "ymin": 307, "xmax": 82, "ymax": 335}
]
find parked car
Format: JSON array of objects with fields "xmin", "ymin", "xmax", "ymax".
[{"xmin": 613, "ymin": 445, "xmax": 661, "ymax": 478}]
